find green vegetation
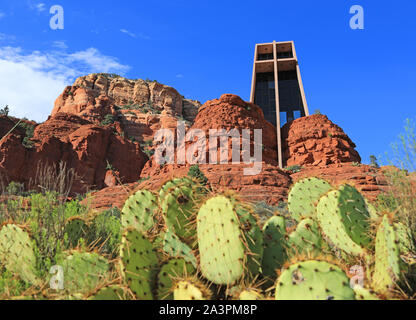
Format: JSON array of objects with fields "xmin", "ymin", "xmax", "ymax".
[
  {"xmin": 370, "ymin": 155, "xmax": 380, "ymax": 168},
  {"xmin": 17, "ymin": 122, "xmax": 35, "ymax": 149},
  {"xmin": 100, "ymin": 114, "xmax": 115, "ymax": 126},
  {"xmin": 0, "ymin": 105, "xmax": 9, "ymax": 116},
  {"xmin": 284, "ymin": 165, "xmax": 303, "ymax": 173},
  {"xmin": 187, "ymin": 165, "xmax": 208, "ymax": 185}
]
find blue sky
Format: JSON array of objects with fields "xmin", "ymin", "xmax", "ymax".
[{"xmin": 0, "ymin": 0, "xmax": 415, "ymax": 165}]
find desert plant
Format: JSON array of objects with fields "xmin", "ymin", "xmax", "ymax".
[
  {"xmin": 284, "ymin": 165, "xmax": 303, "ymax": 173},
  {"xmin": 388, "ymin": 118, "xmax": 416, "ymax": 172},
  {"xmin": 0, "ymin": 105, "xmax": 10, "ymax": 116},
  {"xmin": 100, "ymin": 114, "xmax": 115, "ymax": 126},
  {"xmin": 187, "ymin": 165, "xmax": 208, "ymax": 185},
  {"xmin": 370, "ymin": 155, "xmax": 380, "ymax": 168},
  {"xmin": 5, "ymin": 181, "xmax": 24, "ymax": 196},
  {"xmin": 29, "ymin": 161, "xmax": 77, "ymax": 198},
  {"xmin": 86, "ymin": 208, "xmax": 122, "ymax": 258}
]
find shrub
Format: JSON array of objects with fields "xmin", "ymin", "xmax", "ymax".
[
  {"xmin": 388, "ymin": 118, "xmax": 416, "ymax": 172},
  {"xmin": 86, "ymin": 208, "xmax": 122, "ymax": 258},
  {"xmin": 370, "ymin": 155, "xmax": 380, "ymax": 168},
  {"xmin": 17, "ymin": 122, "xmax": 35, "ymax": 149},
  {"xmin": 284, "ymin": 165, "xmax": 303, "ymax": 173},
  {"xmin": 100, "ymin": 114, "xmax": 115, "ymax": 126},
  {"xmin": 6, "ymin": 181, "xmax": 24, "ymax": 196},
  {"xmin": 0, "ymin": 105, "xmax": 9, "ymax": 116},
  {"xmin": 188, "ymin": 165, "xmax": 208, "ymax": 185}
]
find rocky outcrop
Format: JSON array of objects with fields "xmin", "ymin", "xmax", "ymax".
[
  {"xmin": 282, "ymin": 114, "xmax": 361, "ymax": 167},
  {"xmin": 52, "ymin": 74, "xmax": 201, "ymax": 143},
  {"xmin": 0, "ymin": 114, "xmax": 147, "ymax": 194},
  {"xmin": 189, "ymin": 94, "xmax": 278, "ymax": 164}
]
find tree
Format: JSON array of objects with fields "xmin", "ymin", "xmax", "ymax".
[
  {"xmin": 369, "ymin": 155, "xmax": 379, "ymax": 168},
  {"xmin": 0, "ymin": 105, "xmax": 10, "ymax": 116}
]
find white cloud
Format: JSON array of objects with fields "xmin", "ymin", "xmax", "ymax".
[
  {"xmin": 0, "ymin": 46, "xmax": 130, "ymax": 122},
  {"xmin": 120, "ymin": 29, "xmax": 150, "ymax": 40},
  {"xmin": 28, "ymin": 1, "xmax": 46, "ymax": 13},
  {"xmin": 0, "ymin": 12, "xmax": 5, "ymax": 19},
  {"xmin": 0, "ymin": 33, "xmax": 16, "ymax": 42},
  {"xmin": 36, "ymin": 3, "xmax": 46, "ymax": 12},
  {"xmin": 120, "ymin": 29, "xmax": 136, "ymax": 38},
  {"xmin": 52, "ymin": 40, "xmax": 68, "ymax": 50},
  {"xmin": 176, "ymin": 74, "xmax": 184, "ymax": 78}
]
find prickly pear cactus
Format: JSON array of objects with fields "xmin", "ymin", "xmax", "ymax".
[
  {"xmin": 120, "ymin": 229, "xmax": 159, "ymax": 300},
  {"xmin": 88, "ymin": 285, "xmax": 131, "ymax": 300},
  {"xmin": 160, "ymin": 178, "xmax": 202, "ymax": 241},
  {"xmin": 173, "ymin": 279, "xmax": 211, "ymax": 300},
  {"xmin": 372, "ymin": 215, "xmax": 405, "ymax": 295},
  {"xmin": 364, "ymin": 198, "xmax": 379, "ymax": 220},
  {"xmin": 157, "ymin": 259, "xmax": 196, "ymax": 300},
  {"xmin": 57, "ymin": 251, "xmax": 110, "ymax": 294},
  {"xmin": 394, "ymin": 222, "xmax": 415, "ymax": 257},
  {"xmin": 0, "ymin": 224, "xmax": 39, "ymax": 285},
  {"xmin": 316, "ymin": 185, "xmax": 371, "ymax": 256},
  {"xmin": 64, "ymin": 216, "xmax": 89, "ymax": 248},
  {"xmin": 235, "ymin": 203, "xmax": 263, "ymax": 278},
  {"xmin": 275, "ymin": 260, "xmax": 355, "ymax": 300},
  {"xmin": 262, "ymin": 216, "xmax": 287, "ymax": 280},
  {"xmin": 197, "ymin": 195, "xmax": 262, "ymax": 285},
  {"xmin": 288, "ymin": 218, "xmax": 323, "ymax": 257},
  {"xmin": 121, "ymin": 190, "xmax": 159, "ymax": 233},
  {"xmin": 162, "ymin": 230, "xmax": 197, "ymax": 267},
  {"xmin": 354, "ymin": 287, "xmax": 380, "ymax": 300},
  {"xmin": 239, "ymin": 289, "xmax": 264, "ymax": 300},
  {"xmin": 288, "ymin": 177, "xmax": 332, "ymax": 222}
]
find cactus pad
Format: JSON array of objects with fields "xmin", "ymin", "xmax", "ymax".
[
  {"xmin": 162, "ymin": 230, "xmax": 197, "ymax": 267},
  {"xmin": 88, "ymin": 285, "xmax": 131, "ymax": 300},
  {"xmin": 354, "ymin": 287, "xmax": 380, "ymax": 300},
  {"xmin": 160, "ymin": 178, "xmax": 201, "ymax": 241},
  {"xmin": 121, "ymin": 190, "xmax": 159, "ymax": 233},
  {"xmin": 275, "ymin": 260, "xmax": 355, "ymax": 300},
  {"xmin": 372, "ymin": 215, "xmax": 403, "ymax": 294},
  {"xmin": 239, "ymin": 289, "xmax": 264, "ymax": 300},
  {"xmin": 288, "ymin": 178, "xmax": 332, "ymax": 221},
  {"xmin": 316, "ymin": 185, "xmax": 371, "ymax": 256},
  {"xmin": 262, "ymin": 216, "xmax": 287, "ymax": 280},
  {"xmin": 120, "ymin": 229, "xmax": 159, "ymax": 300},
  {"xmin": 157, "ymin": 259, "xmax": 196, "ymax": 300},
  {"xmin": 197, "ymin": 196, "xmax": 246, "ymax": 285},
  {"xmin": 64, "ymin": 216, "xmax": 89, "ymax": 248},
  {"xmin": 0, "ymin": 224, "xmax": 38, "ymax": 285},
  {"xmin": 173, "ymin": 279, "xmax": 211, "ymax": 300},
  {"xmin": 58, "ymin": 251, "xmax": 110, "ymax": 294},
  {"xmin": 288, "ymin": 218, "xmax": 323, "ymax": 257}
]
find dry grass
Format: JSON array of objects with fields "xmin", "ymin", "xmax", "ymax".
[{"xmin": 29, "ymin": 161, "xmax": 78, "ymax": 199}]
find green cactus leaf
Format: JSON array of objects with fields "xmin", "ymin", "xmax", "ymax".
[
  {"xmin": 275, "ymin": 260, "xmax": 355, "ymax": 300},
  {"xmin": 288, "ymin": 177, "xmax": 332, "ymax": 221},
  {"xmin": 120, "ymin": 229, "xmax": 159, "ymax": 300}
]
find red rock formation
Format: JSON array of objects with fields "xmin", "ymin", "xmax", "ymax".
[
  {"xmin": 52, "ymin": 74, "xmax": 201, "ymax": 143},
  {"xmin": 190, "ymin": 94, "xmax": 278, "ymax": 164},
  {"xmin": 0, "ymin": 114, "xmax": 147, "ymax": 194},
  {"xmin": 282, "ymin": 114, "xmax": 361, "ymax": 167}
]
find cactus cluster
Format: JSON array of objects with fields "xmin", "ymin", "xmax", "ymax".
[{"xmin": 0, "ymin": 173, "xmax": 415, "ymax": 300}]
